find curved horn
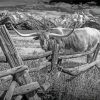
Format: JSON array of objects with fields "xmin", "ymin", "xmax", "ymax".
[
  {"xmin": 49, "ymin": 22, "xmax": 76, "ymax": 38},
  {"xmin": 11, "ymin": 23, "xmax": 38, "ymax": 37}
]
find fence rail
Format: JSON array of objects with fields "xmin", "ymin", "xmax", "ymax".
[{"xmin": 0, "ymin": 47, "xmax": 96, "ymax": 63}]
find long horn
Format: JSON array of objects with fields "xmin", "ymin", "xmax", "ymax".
[
  {"xmin": 49, "ymin": 22, "xmax": 76, "ymax": 38},
  {"xmin": 11, "ymin": 23, "xmax": 38, "ymax": 37}
]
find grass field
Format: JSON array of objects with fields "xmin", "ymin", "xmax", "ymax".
[{"xmin": 0, "ymin": 29, "xmax": 100, "ymax": 100}]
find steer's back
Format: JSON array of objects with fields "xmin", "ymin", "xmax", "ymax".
[
  {"xmin": 71, "ymin": 27, "xmax": 100, "ymax": 51},
  {"xmin": 55, "ymin": 27, "xmax": 100, "ymax": 53}
]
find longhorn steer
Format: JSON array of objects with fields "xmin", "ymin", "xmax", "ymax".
[
  {"xmin": 11, "ymin": 24, "xmax": 100, "ymax": 66},
  {"xmin": 11, "ymin": 23, "xmax": 100, "ymax": 52}
]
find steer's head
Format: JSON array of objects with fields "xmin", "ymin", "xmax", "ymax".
[{"xmin": 34, "ymin": 31, "xmax": 51, "ymax": 51}]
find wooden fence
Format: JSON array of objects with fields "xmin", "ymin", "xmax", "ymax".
[{"xmin": 0, "ymin": 25, "xmax": 100, "ymax": 100}]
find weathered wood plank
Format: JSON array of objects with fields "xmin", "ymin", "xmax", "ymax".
[
  {"xmin": 14, "ymin": 82, "xmax": 40, "ymax": 96},
  {"xmin": 0, "ymin": 65, "xmax": 28, "ymax": 78},
  {"xmin": 4, "ymin": 81, "xmax": 16, "ymax": 100},
  {"xmin": 0, "ymin": 51, "xmax": 52, "ymax": 63},
  {"xmin": 21, "ymin": 51, "xmax": 52, "ymax": 61},
  {"xmin": 58, "ymin": 59, "xmax": 100, "ymax": 76},
  {"xmin": 0, "ymin": 75, "xmax": 13, "ymax": 91},
  {"xmin": 59, "ymin": 47, "xmax": 95, "ymax": 59}
]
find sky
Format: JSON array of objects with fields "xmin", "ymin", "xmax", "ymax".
[{"xmin": 0, "ymin": 0, "xmax": 34, "ymax": 7}]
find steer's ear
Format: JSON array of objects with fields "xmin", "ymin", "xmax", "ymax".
[{"xmin": 33, "ymin": 36, "xmax": 39, "ymax": 40}]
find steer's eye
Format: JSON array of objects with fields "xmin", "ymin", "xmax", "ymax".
[{"xmin": 33, "ymin": 36, "xmax": 39, "ymax": 40}]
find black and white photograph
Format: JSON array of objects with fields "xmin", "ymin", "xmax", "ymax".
[{"xmin": 0, "ymin": 0, "xmax": 100, "ymax": 100}]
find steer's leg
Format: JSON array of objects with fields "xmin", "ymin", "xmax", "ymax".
[
  {"xmin": 87, "ymin": 54, "xmax": 92, "ymax": 63},
  {"xmin": 87, "ymin": 43, "xmax": 100, "ymax": 63},
  {"xmin": 49, "ymin": 40, "xmax": 59, "ymax": 72},
  {"xmin": 46, "ymin": 55, "xmax": 52, "ymax": 62},
  {"xmin": 58, "ymin": 58, "xmax": 62, "ymax": 65}
]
